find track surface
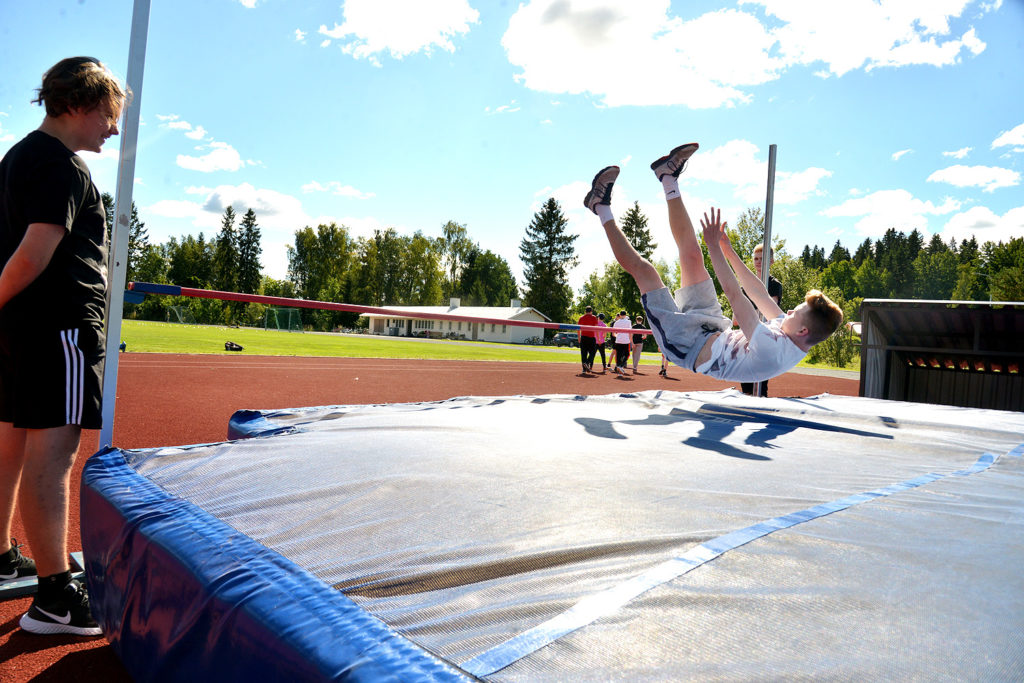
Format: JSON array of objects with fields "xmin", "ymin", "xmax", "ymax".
[{"xmin": 1, "ymin": 353, "xmax": 858, "ymax": 681}]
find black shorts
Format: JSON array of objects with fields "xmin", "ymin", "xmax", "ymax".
[{"xmin": 0, "ymin": 325, "xmax": 105, "ymax": 429}]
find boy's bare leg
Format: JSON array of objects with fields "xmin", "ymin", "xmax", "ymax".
[
  {"xmin": 650, "ymin": 143, "xmax": 711, "ymax": 289},
  {"xmin": 585, "ymin": 166, "xmax": 664, "ymax": 294},
  {"xmin": 0, "ymin": 422, "xmax": 28, "ymax": 553},
  {"xmin": 18, "ymin": 425, "xmax": 81, "ymax": 576}
]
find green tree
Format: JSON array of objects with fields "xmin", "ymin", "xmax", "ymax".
[
  {"xmin": 616, "ymin": 201, "xmax": 657, "ymax": 317},
  {"xmin": 827, "ymin": 239, "xmax": 851, "ymax": 264},
  {"xmin": 166, "ymin": 233, "xmax": 214, "ymax": 289},
  {"xmin": 985, "ymin": 237, "xmax": 1024, "ymax": 301},
  {"xmin": 102, "ymin": 192, "xmax": 149, "ymax": 282},
  {"xmin": 852, "ymin": 238, "xmax": 873, "ymax": 267},
  {"xmin": 854, "ymin": 259, "xmax": 891, "ymax": 299},
  {"xmin": 439, "ymin": 220, "xmax": 474, "ymax": 299},
  {"xmin": 399, "ymin": 231, "xmax": 443, "ymax": 305},
  {"xmin": 237, "ymin": 208, "xmax": 262, "ymax": 295},
  {"xmin": 820, "ymin": 259, "xmax": 858, "ymax": 301},
  {"xmin": 287, "ymin": 223, "xmax": 352, "ymax": 301},
  {"xmin": 212, "ymin": 206, "xmax": 238, "ymax": 293},
  {"xmin": 771, "ymin": 254, "xmax": 822, "ymax": 313},
  {"xmin": 459, "ymin": 249, "xmax": 518, "ymax": 306},
  {"xmin": 912, "ymin": 250, "xmax": 958, "ymax": 299},
  {"xmin": 520, "ymin": 198, "xmax": 578, "ymax": 326}
]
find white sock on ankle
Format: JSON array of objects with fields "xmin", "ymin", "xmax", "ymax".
[
  {"xmin": 662, "ymin": 175, "xmax": 680, "ymax": 200},
  {"xmin": 596, "ymin": 204, "xmax": 614, "ymax": 225}
]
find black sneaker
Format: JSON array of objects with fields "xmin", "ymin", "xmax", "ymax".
[
  {"xmin": 20, "ymin": 578, "xmax": 102, "ymax": 636},
  {"xmin": 583, "ymin": 165, "xmax": 620, "ymax": 214},
  {"xmin": 0, "ymin": 538, "xmax": 36, "ymax": 585},
  {"xmin": 650, "ymin": 142, "xmax": 699, "ymax": 180}
]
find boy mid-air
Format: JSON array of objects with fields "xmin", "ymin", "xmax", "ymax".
[{"xmin": 584, "ymin": 142, "xmax": 843, "ymax": 384}]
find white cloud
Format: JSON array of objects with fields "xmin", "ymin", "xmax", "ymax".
[
  {"xmin": 318, "ymin": 0, "xmax": 478, "ymax": 64},
  {"xmin": 943, "ymin": 147, "xmax": 972, "ymax": 159},
  {"xmin": 238, "ymin": 0, "xmax": 257, "ymax": 8},
  {"xmin": 926, "ymin": 164, "xmax": 1020, "ymax": 192},
  {"xmin": 748, "ymin": 0, "xmax": 987, "ymax": 76},
  {"xmin": 185, "ymin": 125, "xmax": 207, "ymax": 141},
  {"xmin": 992, "ymin": 122, "xmax": 1024, "ymax": 149},
  {"xmin": 822, "ymin": 189, "xmax": 961, "ymax": 237},
  {"xmin": 301, "ymin": 180, "xmax": 375, "ymax": 199},
  {"xmin": 892, "ymin": 149, "xmax": 913, "ymax": 161},
  {"xmin": 294, "ymin": 29, "xmax": 306, "ymax": 43},
  {"xmin": 503, "ymin": 2, "xmax": 778, "ymax": 108},
  {"xmin": 485, "ymin": 101, "xmax": 521, "ymax": 115},
  {"xmin": 500, "ymin": 1, "xmax": 991, "ymax": 108},
  {"xmin": 683, "ymin": 140, "xmax": 831, "ymax": 205},
  {"xmin": 938, "ymin": 205, "xmax": 1024, "ymax": 245},
  {"xmin": 177, "ymin": 141, "xmax": 246, "ymax": 173}
]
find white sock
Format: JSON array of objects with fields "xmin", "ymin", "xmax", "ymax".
[
  {"xmin": 662, "ymin": 175, "xmax": 680, "ymax": 200},
  {"xmin": 596, "ymin": 204, "xmax": 614, "ymax": 225}
]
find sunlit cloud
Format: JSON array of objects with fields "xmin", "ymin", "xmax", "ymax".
[{"xmin": 927, "ymin": 164, "xmax": 1020, "ymax": 193}]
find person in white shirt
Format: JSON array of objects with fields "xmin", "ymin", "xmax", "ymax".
[
  {"xmin": 584, "ymin": 142, "xmax": 843, "ymax": 383},
  {"xmin": 610, "ymin": 311, "xmax": 632, "ymax": 376}
]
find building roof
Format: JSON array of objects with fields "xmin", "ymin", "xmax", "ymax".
[{"xmin": 361, "ymin": 303, "xmax": 550, "ymax": 323}]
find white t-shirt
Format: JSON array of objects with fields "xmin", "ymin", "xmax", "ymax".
[
  {"xmin": 695, "ymin": 314, "xmax": 806, "ymax": 382},
  {"xmin": 612, "ymin": 318, "xmax": 632, "ymax": 344}
]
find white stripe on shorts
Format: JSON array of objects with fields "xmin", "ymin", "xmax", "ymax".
[{"xmin": 60, "ymin": 328, "xmax": 85, "ymax": 425}]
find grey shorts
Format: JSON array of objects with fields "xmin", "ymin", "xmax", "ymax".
[{"xmin": 641, "ymin": 282, "xmax": 730, "ymax": 371}]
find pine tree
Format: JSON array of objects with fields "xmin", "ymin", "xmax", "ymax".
[
  {"xmin": 616, "ymin": 201, "xmax": 656, "ymax": 317},
  {"xmin": 520, "ymin": 198, "xmax": 578, "ymax": 326},
  {"xmin": 237, "ymin": 208, "xmax": 262, "ymax": 295},
  {"xmin": 213, "ymin": 207, "xmax": 238, "ymax": 292}
]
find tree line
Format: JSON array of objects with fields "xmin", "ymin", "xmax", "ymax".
[{"xmin": 114, "ymin": 191, "xmax": 1023, "ymax": 355}]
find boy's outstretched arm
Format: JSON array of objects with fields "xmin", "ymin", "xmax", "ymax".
[
  {"xmin": 721, "ymin": 238, "xmax": 785, "ymax": 321},
  {"xmin": 701, "ymin": 208, "xmax": 761, "ymax": 342}
]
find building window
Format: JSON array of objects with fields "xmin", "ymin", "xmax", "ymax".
[{"xmin": 502, "ymin": 325, "xmax": 507, "ymax": 333}]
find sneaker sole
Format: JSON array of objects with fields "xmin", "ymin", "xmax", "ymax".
[
  {"xmin": 651, "ymin": 142, "xmax": 699, "ymax": 179},
  {"xmin": 583, "ymin": 165, "xmax": 620, "ymax": 213},
  {"xmin": 19, "ymin": 612, "xmax": 103, "ymax": 637}
]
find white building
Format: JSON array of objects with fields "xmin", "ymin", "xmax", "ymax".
[{"xmin": 361, "ymin": 298, "xmax": 550, "ymax": 344}]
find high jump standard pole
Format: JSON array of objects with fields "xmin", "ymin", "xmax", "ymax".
[
  {"xmin": 752, "ymin": 143, "xmax": 778, "ymax": 398},
  {"xmin": 101, "ymin": 0, "xmax": 152, "ymax": 448}
]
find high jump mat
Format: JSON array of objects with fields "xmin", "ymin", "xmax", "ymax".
[{"xmin": 81, "ymin": 390, "xmax": 1024, "ymax": 680}]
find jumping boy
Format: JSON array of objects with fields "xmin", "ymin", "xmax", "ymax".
[{"xmin": 584, "ymin": 142, "xmax": 843, "ymax": 383}]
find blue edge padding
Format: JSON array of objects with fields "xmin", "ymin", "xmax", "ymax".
[{"xmin": 81, "ymin": 446, "xmax": 474, "ymax": 682}]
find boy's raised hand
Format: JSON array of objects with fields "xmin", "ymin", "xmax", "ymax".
[{"xmin": 700, "ymin": 206, "xmax": 728, "ymax": 249}]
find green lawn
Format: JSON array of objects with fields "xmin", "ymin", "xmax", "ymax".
[{"xmin": 118, "ymin": 320, "xmax": 859, "ymax": 372}]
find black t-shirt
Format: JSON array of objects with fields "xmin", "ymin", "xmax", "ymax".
[{"xmin": 0, "ymin": 130, "xmax": 107, "ymax": 330}]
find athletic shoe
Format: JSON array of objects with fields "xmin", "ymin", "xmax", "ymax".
[
  {"xmin": 0, "ymin": 538, "xmax": 36, "ymax": 585},
  {"xmin": 650, "ymin": 142, "xmax": 699, "ymax": 180},
  {"xmin": 583, "ymin": 166, "xmax": 620, "ymax": 214},
  {"xmin": 20, "ymin": 579, "xmax": 102, "ymax": 637}
]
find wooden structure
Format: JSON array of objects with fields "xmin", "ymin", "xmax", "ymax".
[{"xmin": 859, "ymin": 299, "xmax": 1023, "ymax": 411}]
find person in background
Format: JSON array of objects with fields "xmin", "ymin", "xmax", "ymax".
[
  {"xmin": 0, "ymin": 56, "xmax": 128, "ymax": 637},
  {"xmin": 630, "ymin": 315, "xmax": 648, "ymax": 374},
  {"xmin": 595, "ymin": 313, "xmax": 609, "ymax": 372},
  {"xmin": 577, "ymin": 305, "xmax": 599, "ymax": 374},
  {"xmin": 611, "ymin": 310, "xmax": 632, "ymax": 376}
]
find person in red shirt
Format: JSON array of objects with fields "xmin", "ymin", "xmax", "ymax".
[{"xmin": 577, "ymin": 305, "xmax": 599, "ymax": 374}]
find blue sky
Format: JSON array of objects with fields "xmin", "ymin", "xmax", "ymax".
[{"xmin": 2, "ymin": 0, "xmax": 1022, "ymax": 293}]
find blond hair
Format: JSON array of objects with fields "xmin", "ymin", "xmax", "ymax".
[
  {"xmin": 33, "ymin": 57, "xmax": 129, "ymax": 117},
  {"xmin": 803, "ymin": 289, "xmax": 844, "ymax": 345}
]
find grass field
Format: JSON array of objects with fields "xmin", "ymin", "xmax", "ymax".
[{"xmin": 119, "ymin": 320, "xmax": 860, "ymax": 372}]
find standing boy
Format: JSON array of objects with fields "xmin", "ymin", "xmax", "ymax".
[
  {"xmin": 577, "ymin": 305, "xmax": 599, "ymax": 374},
  {"xmin": 0, "ymin": 56, "xmax": 128, "ymax": 636},
  {"xmin": 584, "ymin": 143, "xmax": 842, "ymax": 383}
]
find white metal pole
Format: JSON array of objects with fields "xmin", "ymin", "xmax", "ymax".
[
  {"xmin": 100, "ymin": 0, "xmax": 152, "ymax": 448},
  {"xmin": 753, "ymin": 144, "xmax": 777, "ymax": 398}
]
